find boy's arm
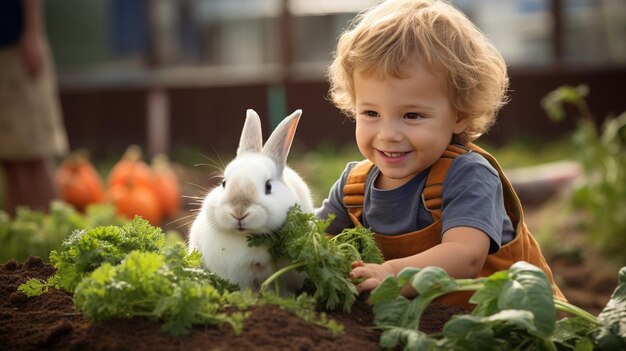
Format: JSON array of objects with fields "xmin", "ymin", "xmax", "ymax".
[{"xmin": 351, "ymin": 226, "xmax": 490, "ymax": 295}]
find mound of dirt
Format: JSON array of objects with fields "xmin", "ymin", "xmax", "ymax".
[{"xmin": 0, "ymin": 257, "xmax": 463, "ymax": 351}]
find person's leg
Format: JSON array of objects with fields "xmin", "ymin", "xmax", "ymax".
[{"xmin": 1, "ymin": 158, "xmax": 57, "ymax": 216}]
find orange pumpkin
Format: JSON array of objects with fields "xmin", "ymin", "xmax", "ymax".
[
  {"xmin": 104, "ymin": 180, "xmax": 163, "ymax": 225},
  {"xmin": 107, "ymin": 145, "xmax": 155, "ymax": 188},
  {"xmin": 151, "ymin": 154, "xmax": 181, "ymax": 218},
  {"xmin": 56, "ymin": 150, "xmax": 104, "ymax": 211}
]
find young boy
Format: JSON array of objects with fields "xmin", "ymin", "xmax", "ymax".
[{"xmin": 316, "ymin": 0, "xmax": 565, "ymax": 308}]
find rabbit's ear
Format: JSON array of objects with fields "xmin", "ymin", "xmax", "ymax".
[
  {"xmin": 263, "ymin": 109, "xmax": 302, "ymax": 175},
  {"xmin": 237, "ymin": 109, "xmax": 263, "ymax": 155}
]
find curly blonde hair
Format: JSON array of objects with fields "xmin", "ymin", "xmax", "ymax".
[{"xmin": 328, "ymin": 0, "xmax": 509, "ymax": 144}]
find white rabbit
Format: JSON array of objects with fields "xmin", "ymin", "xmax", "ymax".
[{"xmin": 188, "ymin": 109, "xmax": 313, "ymax": 294}]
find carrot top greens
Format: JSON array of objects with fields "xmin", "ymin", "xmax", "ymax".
[{"xmin": 248, "ymin": 206, "xmax": 383, "ymax": 311}]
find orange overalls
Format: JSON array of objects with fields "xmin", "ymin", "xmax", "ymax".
[{"xmin": 343, "ymin": 143, "xmax": 566, "ymax": 309}]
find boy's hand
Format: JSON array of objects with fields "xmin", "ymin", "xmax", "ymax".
[{"xmin": 349, "ymin": 260, "xmax": 395, "ymax": 293}]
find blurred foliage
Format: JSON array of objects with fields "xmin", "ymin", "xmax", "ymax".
[
  {"xmin": 476, "ymin": 138, "xmax": 573, "ymax": 170},
  {"xmin": 542, "ymin": 85, "xmax": 626, "ymax": 263},
  {"xmin": 0, "ymin": 201, "xmax": 127, "ymax": 264},
  {"xmin": 290, "ymin": 144, "xmax": 362, "ymax": 207}
]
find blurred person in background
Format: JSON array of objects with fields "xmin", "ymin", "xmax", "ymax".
[{"xmin": 0, "ymin": 0, "xmax": 68, "ymax": 216}]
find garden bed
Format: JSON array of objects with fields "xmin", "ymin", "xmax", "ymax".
[{"xmin": 0, "ymin": 256, "xmax": 464, "ymax": 350}]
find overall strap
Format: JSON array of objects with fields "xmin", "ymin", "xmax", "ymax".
[
  {"xmin": 343, "ymin": 160, "xmax": 374, "ymax": 225},
  {"xmin": 422, "ymin": 144, "xmax": 470, "ymax": 221},
  {"xmin": 342, "ymin": 144, "xmax": 471, "ymax": 224}
]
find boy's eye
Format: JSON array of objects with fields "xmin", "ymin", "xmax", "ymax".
[
  {"xmin": 404, "ymin": 112, "xmax": 424, "ymax": 120},
  {"xmin": 362, "ymin": 110, "xmax": 379, "ymax": 117}
]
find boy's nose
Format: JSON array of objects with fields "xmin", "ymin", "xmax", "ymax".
[{"xmin": 377, "ymin": 120, "xmax": 403, "ymax": 142}]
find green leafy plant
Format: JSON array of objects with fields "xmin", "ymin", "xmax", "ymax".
[
  {"xmin": 369, "ymin": 261, "xmax": 625, "ymax": 350},
  {"xmin": 247, "ymin": 206, "xmax": 383, "ymax": 311},
  {"xmin": 542, "ymin": 85, "xmax": 626, "ymax": 261},
  {"xmin": 19, "ymin": 217, "xmax": 172, "ymax": 294},
  {"xmin": 73, "ymin": 246, "xmax": 247, "ymax": 335},
  {"xmin": 18, "ymin": 211, "xmax": 348, "ymax": 336},
  {"xmin": 0, "ymin": 201, "xmax": 127, "ymax": 263}
]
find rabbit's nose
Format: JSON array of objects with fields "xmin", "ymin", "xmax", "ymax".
[
  {"xmin": 232, "ymin": 212, "xmax": 249, "ymax": 231},
  {"xmin": 231, "ymin": 212, "xmax": 249, "ymax": 221}
]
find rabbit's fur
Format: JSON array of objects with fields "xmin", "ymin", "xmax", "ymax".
[{"xmin": 188, "ymin": 109, "xmax": 313, "ymax": 293}]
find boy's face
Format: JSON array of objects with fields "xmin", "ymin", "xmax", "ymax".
[{"xmin": 353, "ymin": 63, "xmax": 468, "ymax": 190}]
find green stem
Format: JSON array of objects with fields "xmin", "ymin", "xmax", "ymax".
[
  {"xmin": 405, "ymin": 283, "xmax": 483, "ymax": 330},
  {"xmin": 271, "ymin": 261, "xmax": 281, "ymax": 295},
  {"xmin": 259, "ymin": 262, "xmax": 305, "ymax": 293},
  {"xmin": 453, "ymin": 283, "xmax": 487, "ymax": 292},
  {"xmin": 553, "ymin": 299, "xmax": 599, "ymax": 325},
  {"xmin": 539, "ymin": 337, "xmax": 558, "ymax": 351},
  {"xmin": 328, "ymin": 232, "xmax": 347, "ymax": 242},
  {"xmin": 337, "ymin": 243, "xmax": 361, "ymax": 261},
  {"xmin": 575, "ymin": 98, "xmax": 594, "ymax": 124},
  {"xmin": 455, "ymin": 277, "xmax": 488, "ymax": 285}
]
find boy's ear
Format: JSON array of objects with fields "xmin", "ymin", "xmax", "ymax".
[{"xmin": 453, "ymin": 113, "xmax": 470, "ymax": 134}]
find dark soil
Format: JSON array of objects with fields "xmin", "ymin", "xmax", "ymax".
[{"xmin": 0, "ymin": 256, "xmax": 464, "ymax": 351}]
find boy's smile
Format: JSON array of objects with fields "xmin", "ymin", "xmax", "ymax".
[{"xmin": 354, "ymin": 62, "xmax": 468, "ymax": 190}]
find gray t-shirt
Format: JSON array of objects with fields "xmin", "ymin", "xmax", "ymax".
[{"xmin": 315, "ymin": 151, "xmax": 515, "ymax": 254}]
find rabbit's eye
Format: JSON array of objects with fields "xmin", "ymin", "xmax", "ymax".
[
  {"xmin": 221, "ymin": 180, "xmax": 226, "ymax": 188},
  {"xmin": 265, "ymin": 180, "xmax": 272, "ymax": 194}
]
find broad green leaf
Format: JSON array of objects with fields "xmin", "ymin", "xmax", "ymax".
[
  {"xmin": 470, "ymin": 271, "xmax": 509, "ymax": 316},
  {"xmin": 441, "ymin": 315, "xmax": 497, "ymax": 350},
  {"xmin": 371, "ymin": 266, "xmax": 465, "ymax": 332},
  {"xmin": 552, "ymin": 317, "xmax": 597, "ymax": 349},
  {"xmin": 379, "ymin": 327, "xmax": 434, "ymax": 351},
  {"xmin": 370, "ymin": 275, "xmax": 401, "ymax": 304},
  {"xmin": 409, "ymin": 266, "xmax": 459, "ymax": 295},
  {"xmin": 573, "ymin": 337, "xmax": 595, "ymax": 351},
  {"xmin": 404, "ymin": 328, "xmax": 436, "ymax": 351},
  {"xmin": 401, "ymin": 295, "xmax": 432, "ymax": 330},
  {"xmin": 485, "ymin": 310, "xmax": 538, "ymax": 333},
  {"xmin": 373, "ymin": 297, "xmax": 410, "ymax": 327},
  {"xmin": 379, "ymin": 328, "xmax": 402, "ymax": 349},
  {"xmin": 442, "ymin": 310, "xmax": 544, "ymax": 350},
  {"xmin": 593, "ymin": 267, "xmax": 626, "ymax": 350},
  {"xmin": 498, "ymin": 262, "xmax": 556, "ymax": 337},
  {"xmin": 397, "ymin": 267, "xmax": 421, "ymax": 285}
]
